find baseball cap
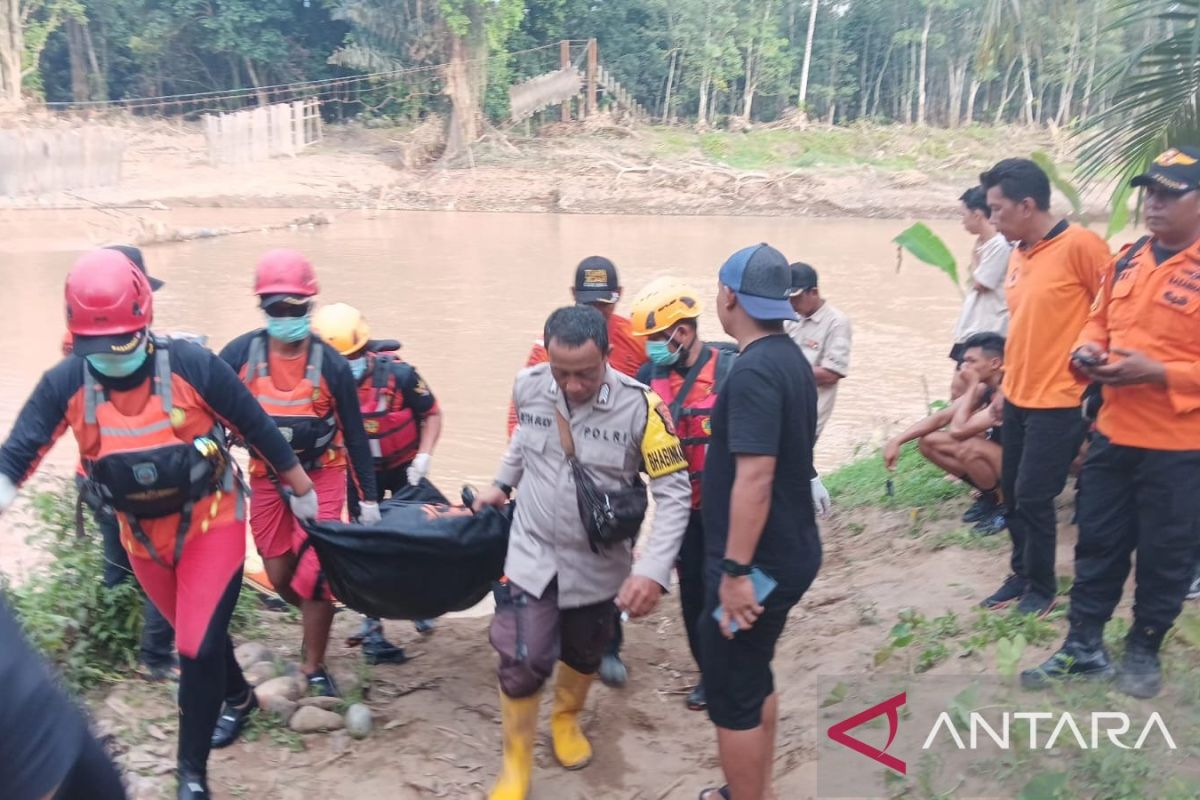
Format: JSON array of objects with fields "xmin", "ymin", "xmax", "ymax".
[
  {"xmin": 71, "ymin": 327, "xmax": 148, "ymax": 357},
  {"xmin": 719, "ymin": 244, "xmax": 798, "ymax": 322},
  {"xmin": 574, "ymin": 256, "xmax": 620, "ymax": 304},
  {"xmin": 103, "ymin": 245, "xmax": 164, "ymax": 291},
  {"xmin": 1131, "ymin": 147, "xmax": 1200, "ymax": 193},
  {"xmin": 789, "ymin": 262, "xmax": 819, "ymax": 296}
]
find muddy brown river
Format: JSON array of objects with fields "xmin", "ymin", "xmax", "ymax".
[{"xmin": 0, "ymin": 208, "xmax": 983, "ymax": 576}]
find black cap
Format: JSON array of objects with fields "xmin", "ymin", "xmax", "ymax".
[
  {"xmin": 1131, "ymin": 147, "xmax": 1200, "ymax": 193},
  {"xmin": 573, "ymin": 256, "xmax": 620, "ymax": 304},
  {"xmin": 718, "ymin": 243, "xmax": 798, "ymax": 322},
  {"xmin": 789, "ymin": 262, "xmax": 819, "ymax": 295},
  {"xmin": 103, "ymin": 245, "xmax": 164, "ymax": 291}
]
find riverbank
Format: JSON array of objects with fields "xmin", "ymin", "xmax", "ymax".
[
  {"xmin": 1, "ymin": 115, "xmax": 1087, "ymax": 220},
  {"xmin": 13, "ymin": 450, "xmax": 1192, "ymax": 800}
]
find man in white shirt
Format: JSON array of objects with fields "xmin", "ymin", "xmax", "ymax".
[
  {"xmin": 785, "ymin": 263, "xmax": 852, "ymax": 440},
  {"xmin": 950, "ymin": 185, "xmax": 1012, "ymax": 398}
]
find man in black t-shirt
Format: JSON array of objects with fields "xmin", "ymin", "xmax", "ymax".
[
  {"xmin": 698, "ymin": 243, "xmax": 823, "ymax": 800},
  {"xmin": 0, "ymin": 598, "xmax": 126, "ymax": 800}
]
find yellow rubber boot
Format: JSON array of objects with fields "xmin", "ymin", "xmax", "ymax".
[
  {"xmin": 550, "ymin": 663, "xmax": 595, "ymax": 770},
  {"xmin": 489, "ymin": 691, "xmax": 540, "ymax": 800}
]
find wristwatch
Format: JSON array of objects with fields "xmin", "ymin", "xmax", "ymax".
[
  {"xmin": 492, "ymin": 479, "xmax": 514, "ymax": 498},
  {"xmin": 720, "ymin": 558, "xmax": 753, "ymax": 577}
]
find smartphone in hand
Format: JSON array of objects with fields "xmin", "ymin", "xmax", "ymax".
[{"xmin": 713, "ymin": 567, "xmax": 778, "ymax": 634}]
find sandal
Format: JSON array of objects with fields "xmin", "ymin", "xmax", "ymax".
[{"xmin": 699, "ymin": 787, "xmax": 731, "ymax": 800}]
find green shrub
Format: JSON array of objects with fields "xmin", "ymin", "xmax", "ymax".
[
  {"xmin": 825, "ymin": 442, "xmax": 968, "ymax": 509},
  {"xmin": 5, "ymin": 484, "xmax": 146, "ymax": 692}
]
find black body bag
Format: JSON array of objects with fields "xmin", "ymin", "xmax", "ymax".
[
  {"xmin": 301, "ymin": 479, "xmax": 511, "ymax": 620},
  {"xmin": 556, "ymin": 409, "xmax": 647, "ymax": 554}
]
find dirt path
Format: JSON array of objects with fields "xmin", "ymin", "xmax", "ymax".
[{"xmin": 93, "ymin": 493, "xmax": 1090, "ymax": 800}]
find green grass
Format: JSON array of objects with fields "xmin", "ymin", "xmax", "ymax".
[
  {"xmin": 644, "ymin": 124, "xmax": 1023, "ymax": 172},
  {"xmin": 825, "ymin": 442, "xmax": 969, "ymax": 510}
]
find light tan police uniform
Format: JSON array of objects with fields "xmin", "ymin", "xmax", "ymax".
[{"xmin": 785, "ymin": 302, "xmax": 852, "ymax": 439}]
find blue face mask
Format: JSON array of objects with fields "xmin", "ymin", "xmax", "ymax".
[
  {"xmin": 348, "ymin": 356, "xmax": 367, "ymax": 381},
  {"xmin": 266, "ymin": 315, "xmax": 311, "ymax": 343},
  {"xmin": 86, "ymin": 340, "xmax": 149, "ymax": 378},
  {"xmin": 646, "ymin": 330, "xmax": 683, "ymax": 366}
]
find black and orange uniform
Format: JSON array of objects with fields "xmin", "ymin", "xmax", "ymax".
[
  {"xmin": 633, "ymin": 344, "xmax": 735, "ymax": 669},
  {"xmin": 506, "ymin": 315, "xmax": 648, "ymax": 437},
  {"xmin": 0, "ymin": 337, "xmax": 298, "ymax": 785},
  {"xmin": 1067, "ymin": 236, "xmax": 1200, "ymax": 649},
  {"xmin": 348, "ymin": 352, "xmax": 439, "ymax": 514},
  {"xmin": 219, "ymin": 330, "xmax": 376, "ymax": 601},
  {"xmin": 1000, "ymin": 220, "xmax": 1110, "ymax": 602}
]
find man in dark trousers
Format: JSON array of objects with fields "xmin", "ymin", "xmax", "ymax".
[
  {"xmin": 978, "ymin": 158, "xmax": 1111, "ymax": 616},
  {"xmin": 1022, "ymin": 147, "xmax": 1200, "ymax": 698},
  {"xmin": 698, "ymin": 244, "xmax": 822, "ymax": 800}
]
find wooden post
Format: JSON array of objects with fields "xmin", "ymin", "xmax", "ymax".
[
  {"xmin": 560, "ymin": 40, "xmax": 571, "ymax": 122},
  {"xmin": 586, "ymin": 38, "xmax": 598, "ymax": 118}
]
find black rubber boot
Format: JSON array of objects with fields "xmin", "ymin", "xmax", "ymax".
[
  {"xmin": 1021, "ymin": 621, "xmax": 1114, "ymax": 690},
  {"xmin": 1117, "ymin": 635, "xmax": 1163, "ymax": 699},
  {"xmin": 177, "ymin": 768, "xmax": 209, "ymax": 800},
  {"xmin": 211, "ymin": 688, "xmax": 257, "ymax": 749},
  {"xmin": 686, "ymin": 682, "xmax": 707, "ymax": 711},
  {"xmin": 362, "ymin": 632, "xmax": 410, "ymax": 665}
]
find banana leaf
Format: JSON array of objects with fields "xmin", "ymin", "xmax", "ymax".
[
  {"xmin": 1031, "ymin": 151, "xmax": 1086, "ymax": 220},
  {"xmin": 893, "ymin": 223, "xmax": 961, "ymax": 292}
]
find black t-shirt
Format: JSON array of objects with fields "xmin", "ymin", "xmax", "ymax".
[
  {"xmin": 0, "ymin": 599, "xmax": 88, "ymax": 800},
  {"xmin": 701, "ymin": 334, "xmax": 821, "ymax": 589}
]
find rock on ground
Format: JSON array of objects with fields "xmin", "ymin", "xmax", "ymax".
[
  {"xmin": 259, "ymin": 695, "xmax": 298, "ymax": 724},
  {"xmin": 244, "ymin": 660, "xmax": 278, "ymax": 686},
  {"xmin": 234, "ymin": 642, "xmax": 272, "ymax": 670},
  {"xmin": 289, "ymin": 706, "xmax": 345, "ymax": 734},
  {"xmin": 255, "ymin": 676, "xmax": 303, "ymax": 703},
  {"xmin": 297, "ymin": 696, "xmax": 342, "ymax": 711},
  {"xmin": 345, "ymin": 704, "xmax": 372, "ymax": 739}
]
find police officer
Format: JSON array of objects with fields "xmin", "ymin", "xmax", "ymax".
[
  {"xmin": 0, "ymin": 250, "xmax": 314, "ymax": 800},
  {"xmin": 474, "ymin": 305, "xmax": 691, "ymax": 800},
  {"xmin": 1022, "ymin": 147, "xmax": 1200, "ymax": 699},
  {"xmin": 312, "ymin": 302, "xmax": 444, "ymax": 661}
]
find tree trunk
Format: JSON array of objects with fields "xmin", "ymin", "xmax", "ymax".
[
  {"xmin": 662, "ymin": 49, "xmax": 677, "ymax": 124},
  {"xmin": 244, "ymin": 58, "xmax": 269, "ymax": 106},
  {"xmin": 798, "ymin": 0, "xmax": 819, "ymax": 111},
  {"xmin": 697, "ymin": 70, "xmax": 711, "ymax": 126},
  {"xmin": 916, "ymin": 3, "xmax": 932, "ymax": 126},
  {"xmin": 966, "ymin": 75, "xmax": 982, "ymax": 125},
  {"xmin": 82, "ymin": 18, "xmax": 106, "ymax": 101},
  {"xmin": 1080, "ymin": 0, "xmax": 1101, "ymax": 122},
  {"xmin": 826, "ymin": 18, "xmax": 839, "ymax": 124},
  {"xmin": 0, "ymin": 0, "xmax": 22, "ymax": 110},
  {"xmin": 947, "ymin": 58, "xmax": 968, "ymax": 129},
  {"xmin": 1013, "ymin": 0, "xmax": 1036, "ymax": 125},
  {"xmin": 869, "ymin": 41, "xmax": 893, "ymax": 119},
  {"xmin": 66, "ymin": 18, "xmax": 89, "ymax": 102},
  {"xmin": 993, "ymin": 56, "xmax": 1020, "ymax": 125},
  {"xmin": 1055, "ymin": 15, "xmax": 1081, "ymax": 126},
  {"xmin": 901, "ymin": 39, "xmax": 915, "ymax": 124},
  {"xmin": 443, "ymin": 32, "xmax": 481, "ymax": 163}
]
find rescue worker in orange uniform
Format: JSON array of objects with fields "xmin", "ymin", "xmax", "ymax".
[
  {"xmin": 220, "ymin": 250, "xmax": 379, "ymax": 701},
  {"xmin": 626, "ymin": 278, "xmax": 738, "ymax": 711},
  {"xmin": 506, "ymin": 256, "xmax": 647, "ymax": 437},
  {"xmin": 1023, "ymin": 147, "xmax": 1200, "ymax": 699},
  {"xmin": 0, "ymin": 250, "xmax": 315, "ymax": 800},
  {"xmin": 312, "ymin": 302, "xmax": 444, "ymax": 662}
]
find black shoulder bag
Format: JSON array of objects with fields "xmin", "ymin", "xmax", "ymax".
[{"xmin": 555, "ymin": 408, "xmax": 647, "ymax": 554}]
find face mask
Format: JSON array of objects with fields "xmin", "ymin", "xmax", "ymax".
[
  {"xmin": 86, "ymin": 340, "xmax": 149, "ymax": 378},
  {"xmin": 266, "ymin": 314, "xmax": 311, "ymax": 343},
  {"xmin": 348, "ymin": 356, "xmax": 367, "ymax": 381},
  {"xmin": 647, "ymin": 330, "xmax": 683, "ymax": 366}
]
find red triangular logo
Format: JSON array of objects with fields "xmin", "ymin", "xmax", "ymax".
[{"xmin": 826, "ymin": 691, "xmax": 907, "ymax": 774}]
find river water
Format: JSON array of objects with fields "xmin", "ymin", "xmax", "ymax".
[{"xmin": 0, "ymin": 208, "xmax": 978, "ymax": 576}]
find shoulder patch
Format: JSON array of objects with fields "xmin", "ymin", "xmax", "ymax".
[{"xmin": 640, "ymin": 390, "xmax": 687, "ymax": 479}]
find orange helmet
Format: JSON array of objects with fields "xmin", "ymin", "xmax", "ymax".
[
  {"xmin": 312, "ymin": 303, "xmax": 371, "ymax": 356},
  {"xmin": 629, "ymin": 277, "xmax": 703, "ymax": 336}
]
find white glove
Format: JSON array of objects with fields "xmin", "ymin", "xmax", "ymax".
[
  {"xmin": 358, "ymin": 501, "xmax": 382, "ymax": 525},
  {"xmin": 0, "ymin": 474, "xmax": 16, "ymax": 517},
  {"xmin": 811, "ymin": 476, "xmax": 832, "ymax": 518},
  {"xmin": 407, "ymin": 453, "xmax": 431, "ymax": 487},
  {"xmin": 288, "ymin": 487, "xmax": 319, "ymax": 521}
]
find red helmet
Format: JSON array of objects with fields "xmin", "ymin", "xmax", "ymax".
[
  {"xmin": 254, "ymin": 249, "xmax": 319, "ymax": 298},
  {"xmin": 65, "ymin": 249, "xmax": 153, "ymax": 337}
]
